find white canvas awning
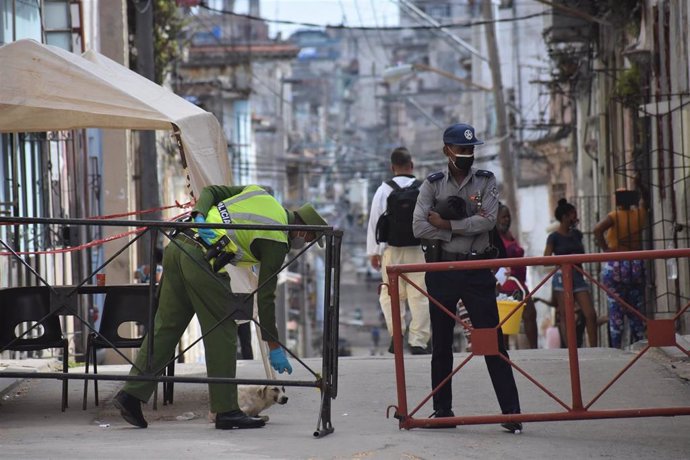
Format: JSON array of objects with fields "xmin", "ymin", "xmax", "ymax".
[
  {"xmin": 0, "ymin": 39, "xmax": 231, "ymax": 195},
  {"xmin": 0, "ymin": 40, "xmax": 257, "ymax": 319}
]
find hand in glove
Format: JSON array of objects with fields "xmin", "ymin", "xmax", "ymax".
[
  {"xmin": 194, "ymin": 214, "xmax": 215, "ymax": 245},
  {"xmin": 269, "ymin": 347, "xmax": 293, "ymax": 374}
]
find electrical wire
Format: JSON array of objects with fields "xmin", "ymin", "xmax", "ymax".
[
  {"xmin": 351, "ymin": 0, "xmax": 385, "ymax": 63},
  {"xmin": 369, "ymin": 0, "xmax": 390, "ymax": 62},
  {"xmin": 198, "ymin": 2, "xmax": 549, "ymax": 31},
  {"xmin": 183, "ymin": 9, "xmax": 353, "ymax": 152}
]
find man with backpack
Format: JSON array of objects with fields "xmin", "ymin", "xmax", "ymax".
[{"xmin": 366, "ymin": 147, "xmax": 431, "ymax": 355}]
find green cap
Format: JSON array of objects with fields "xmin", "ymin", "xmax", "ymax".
[
  {"xmin": 295, "ymin": 203, "xmax": 327, "ymax": 226},
  {"xmin": 294, "ymin": 203, "xmax": 328, "ymax": 247}
]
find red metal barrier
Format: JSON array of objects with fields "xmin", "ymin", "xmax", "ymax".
[{"xmin": 385, "ymin": 248, "xmax": 690, "ymax": 429}]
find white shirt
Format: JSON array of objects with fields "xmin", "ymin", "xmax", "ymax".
[{"xmin": 366, "ymin": 175, "xmax": 418, "ymax": 256}]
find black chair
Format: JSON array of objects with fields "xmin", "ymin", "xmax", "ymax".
[
  {"xmin": 82, "ymin": 285, "xmax": 174, "ymax": 410},
  {"xmin": 0, "ymin": 286, "xmax": 69, "ymax": 412}
]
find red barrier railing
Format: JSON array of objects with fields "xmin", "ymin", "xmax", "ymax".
[{"xmin": 384, "ymin": 248, "xmax": 690, "ymax": 429}]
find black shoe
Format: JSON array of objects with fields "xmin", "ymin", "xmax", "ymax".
[
  {"xmin": 215, "ymin": 409, "xmax": 266, "ymax": 430},
  {"xmin": 113, "ymin": 390, "xmax": 148, "ymax": 428},
  {"xmin": 423, "ymin": 408, "xmax": 456, "ymax": 429},
  {"xmin": 501, "ymin": 421, "xmax": 523, "ymax": 433},
  {"xmin": 389, "ymin": 336, "xmax": 406, "ymax": 354},
  {"xmin": 410, "ymin": 345, "xmax": 431, "ymax": 355}
]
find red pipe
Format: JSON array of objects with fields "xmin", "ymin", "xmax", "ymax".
[
  {"xmin": 388, "ymin": 272, "xmax": 409, "ymax": 420},
  {"xmin": 402, "ymin": 407, "xmax": 690, "ymax": 429},
  {"xmin": 561, "ymin": 264, "xmax": 584, "ymax": 410},
  {"xmin": 387, "ymin": 248, "xmax": 690, "ymax": 275}
]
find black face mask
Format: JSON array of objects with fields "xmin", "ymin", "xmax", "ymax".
[{"xmin": 453, "ymin": 156, "xmax": 474, "ymax": 171}]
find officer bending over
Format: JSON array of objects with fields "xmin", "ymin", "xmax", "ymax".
[
  {"xmin": 412, "ymin": 123, "xmax": 522, "ymax": 432},
  {"xmin": 114, "ymin": 184, "xmax": 327, "ymax": 430}
]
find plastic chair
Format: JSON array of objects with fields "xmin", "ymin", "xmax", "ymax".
[
  {"xmin": 82, "ymin": 285, "xmax": 174, "ymax": 410},
  {"xmin": 0, "ymin": 286, "xmax": 69, "ymax": 411}
]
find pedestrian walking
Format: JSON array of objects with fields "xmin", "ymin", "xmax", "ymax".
[
  {"xmin": 592, "ymin": 188, "xmax": 647, "ymax": 348},
  {"xmin": 543, "ymin": 198, "xmax": 598, "ymax": 347},
  {"xmin": 371, "ymin": 326, "xmax": 381, "ymax": 355},
  {"xmin": 366, "ymin": 147, "xmax": 431, "ymax": 355}
]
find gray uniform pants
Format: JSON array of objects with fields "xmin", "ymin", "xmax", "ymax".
[{"xmin": 123, "ymin": 237, "xmax": 239, "ymax": 413}]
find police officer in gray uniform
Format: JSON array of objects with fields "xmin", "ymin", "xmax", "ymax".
[{"xmin": 412, "ymin": 122, "xmax": 522, "ymax": 432}]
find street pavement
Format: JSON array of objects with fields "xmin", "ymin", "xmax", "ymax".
[
  {"xmin": 2, "ymin": 346, "xmax": 690, "ymax": 459},
  {"xmin": 2, "ymin": 249, "xmax": 689, "ymax": 458}
]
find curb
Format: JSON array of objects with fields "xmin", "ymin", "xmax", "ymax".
[
  {"xmin": 0, "ymin": 358, "xmax": 59, "ymax": 399},
  {"xmin": 665, "ymin": 334, "xmax": 690, "ymax": 360},
  {"xmin": 630, "ymin": 334, "xmax": 690, "ymax": 360}
]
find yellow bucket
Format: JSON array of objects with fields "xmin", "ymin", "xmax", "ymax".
[{"xmin": 497, "ymin": 300, "xmax": 525, "ymax": 335}]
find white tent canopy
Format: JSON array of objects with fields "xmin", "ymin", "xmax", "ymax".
[
  {"xmin": 0, "ymin": 39, "xmax": 259, "ymax": 343},
  {"xmin": 0, "ymin": 39, "xmax": 231, "ymax": 195}
]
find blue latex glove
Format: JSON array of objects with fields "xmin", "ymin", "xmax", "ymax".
[
  {"xmin": 194, "ymin": 214, "xmax": 215, "ymax": 245},
  {"xmin": 269, "ymin": 348, "xmax": 293, "ymax": 374}
]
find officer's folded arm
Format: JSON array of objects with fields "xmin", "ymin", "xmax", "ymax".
[
  {"xmin": 428, "ymin": 210, "xmax": 451, "ymax": 230},
  {"xmin": 412, "ymin": 216, "xmax": 452, "ymax": 240},
  {"xmin": 450, "ymin": 214, "xmax": 495, "ymax": 235},
  {"xmin": 412, "ymin": 205, "xmax": 452, "ymax": 241}
]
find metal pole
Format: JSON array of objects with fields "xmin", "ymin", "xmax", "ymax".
[
  {"xmin": 562, "ymin": 263, "xmax": 584, "ymax": 410},
  {"xmin": 134, "ymin": 0, "xmax": 162, "ymax": 258},
  {"xmin": 482, "ymin": 0, "xmax": 520, "ymax": 233},
  {"xmin": 388, "ymin": 268, "xmax": 409, "ymax": 424}
]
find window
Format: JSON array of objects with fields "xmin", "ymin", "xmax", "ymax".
[
  {"xmin": 43, "ymin": 0, "xmax": 81, "ymax": 51},
  {"xmin": 1, "ymin": 0, "xmax": 41, "ymax": 44},
  {"xmin": 427, "ymin": 4, "xmax": 451, "ymax": 19}
]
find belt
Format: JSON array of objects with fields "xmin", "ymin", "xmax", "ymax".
[
  {"xmin": 440, "ymin": 249, "xmax": 495, "ymax": 262},
  {"xmin": 177, "ymin": 229, "xmax": 204, "ymax": 248}
]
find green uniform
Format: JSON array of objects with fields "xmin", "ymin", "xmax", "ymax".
[{"xmin": 123, "ymin": 185, "xmax": 290, "ymax": 413}]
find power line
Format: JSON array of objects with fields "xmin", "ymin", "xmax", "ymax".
[
  {"xmin": 198, "ymin": 3, "xmax": 548, "ymax": 31},
  {"xmin": 368, "ymin": 0, "xmax": 390, "ymax": 62}
]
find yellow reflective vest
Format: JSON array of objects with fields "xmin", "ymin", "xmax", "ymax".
[{"xmin": 204, "ymin": 185, "xmax": 289, "ymax": 267}]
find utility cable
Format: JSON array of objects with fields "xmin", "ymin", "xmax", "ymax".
[{"xmin": 197, "ymin": 2, "xmax": 548, "ymax": 31}]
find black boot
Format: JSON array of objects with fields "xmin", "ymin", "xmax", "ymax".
[
  {"xmin": 215, "ymin": 409, "xmax": 266, "ymax": 429},
  {"xmin": 501, "ymin": 422, "xmax": 523, "ymax": 433},
  {"xmin": 113, "ymin": 390, "xmax": 148, "ymax": 428}
]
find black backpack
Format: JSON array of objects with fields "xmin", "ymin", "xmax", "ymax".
[{"xmin": 375, "ymin": 178, "xmax": 422, "ymax": 247}]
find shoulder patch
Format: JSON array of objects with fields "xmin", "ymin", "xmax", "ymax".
[
  {"xmin": 475, "ymin": 169, "xmax": 494, "ymax": 177},
  {"xmin": 427, "ymin": 171, "xmax": 445, "ymax": 182}
]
